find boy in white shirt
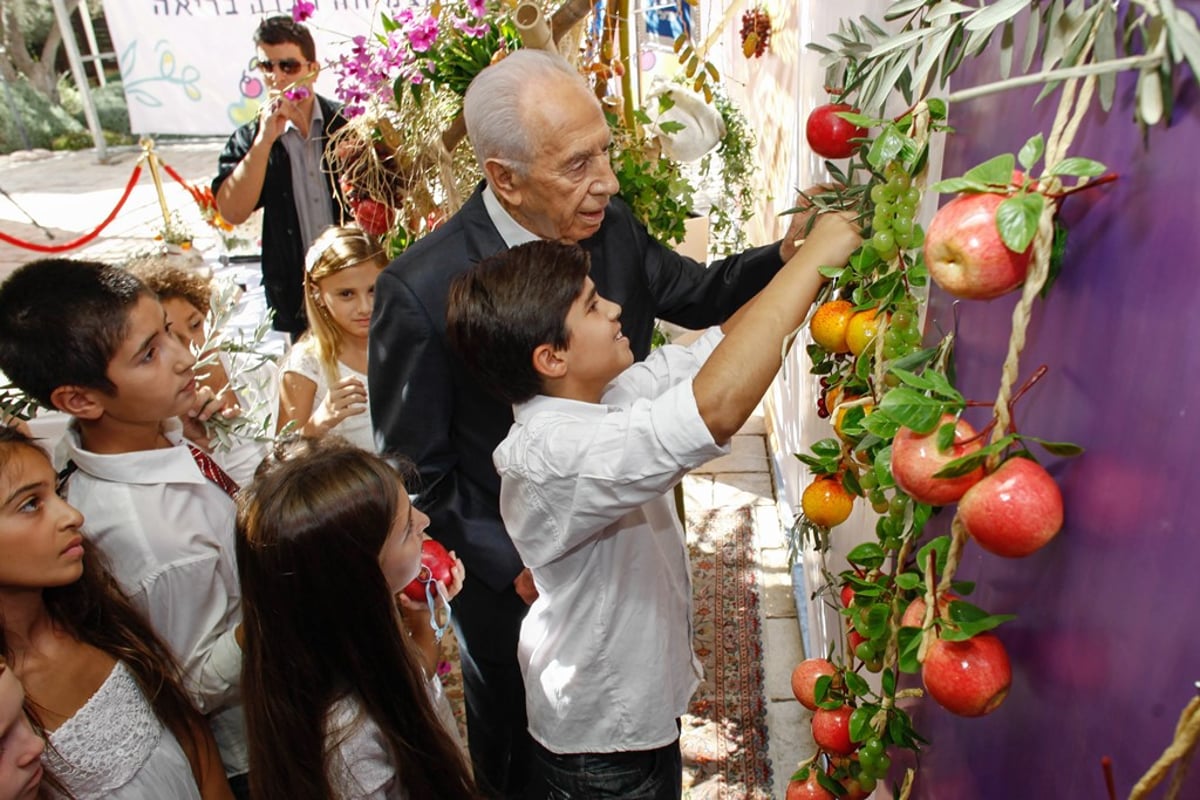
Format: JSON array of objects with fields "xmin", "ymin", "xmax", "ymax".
[
  {"xmin": 445, "ymin": 214, "xmax": 860, "ymax": 798},
  {"xmin": 0, "ymin": 259, "xmax": 249, "ymax": 795}
]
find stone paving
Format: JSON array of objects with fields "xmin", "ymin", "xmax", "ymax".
[{"xmin": 0, "ymin": 141, "xmax": 814, "ymax": 800}]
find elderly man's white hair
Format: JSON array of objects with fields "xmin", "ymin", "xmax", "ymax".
[{"xmin": 463, "ymin": 49, "xmax": 588, "ymax": 178}]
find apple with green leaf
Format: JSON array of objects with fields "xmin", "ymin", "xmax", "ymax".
[
  {"xmin": 924, "ymin": 191, "xmax": 1033, "ymax": 300},
  {"xmin": 922, "ymin": 632, "xmax": 1011, "ymax": 717},
  {"xmin": 891, "ymin": 414, "xmax": 985, "ymax": 506}
]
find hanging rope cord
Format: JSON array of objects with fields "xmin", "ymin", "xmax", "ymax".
[
  {"xmin": 0, "ymin": 152, "xmax": 211, "ymax": 255},
  {"xmin": 0, "ymin": 162, "xmax": 144, "ymax": 253},
  {"xmin": 916, "ymin": 38, "xmax": 1101, "ymax": 666}
]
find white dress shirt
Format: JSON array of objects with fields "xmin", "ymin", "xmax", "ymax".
[
  {"xmin": 60, "ymin": 419, "xmax": 247, "ymax": 776},
  {"xmin": 494, "ymin": 328, "xmax": 729, "ymax": 754}
]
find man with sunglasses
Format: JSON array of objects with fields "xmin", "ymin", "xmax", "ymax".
[{"xmin": 213, "ymin": 15, "xmax": 348, "ymax": 338}]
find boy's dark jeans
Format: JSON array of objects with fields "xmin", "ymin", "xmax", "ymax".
[{"xmin": 527, "ymin": 735, "xmax": 682, "ymax": 800}]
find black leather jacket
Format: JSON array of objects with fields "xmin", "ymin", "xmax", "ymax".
[{"xmin": 212, "ymin": 94, "xmax": 349, "ymax": 334}]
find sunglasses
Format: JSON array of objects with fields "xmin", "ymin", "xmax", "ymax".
[{"xmin": 253, "ymin": 57, "xmax": 306, "ymax": 75}]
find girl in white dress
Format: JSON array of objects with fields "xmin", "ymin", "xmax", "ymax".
[
  {"xmin": 237, "ymin": 436, "xmax": 477, "ymax": 799},
  {"xmin": 276, "ymin": 226, "xmax": 387, "ymax": 451},
  {"xmin": 0, "ymin": 428, "xmax": 232, "ymax": 800}
]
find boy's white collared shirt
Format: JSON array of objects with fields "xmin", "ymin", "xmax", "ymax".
[
  {"xmin": 494, "ymin": 327, "xmax": 728, "ymax": 754},
  {"xmin": 60, "ymin": 418, "xmax": 247, "ymax": 776}
]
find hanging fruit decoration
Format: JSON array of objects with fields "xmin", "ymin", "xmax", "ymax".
[{"xmin": 739, "ymin": 6, "xmax": 771, "ymax": 59}]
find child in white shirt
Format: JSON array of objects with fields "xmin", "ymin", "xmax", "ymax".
[{"xmin": 445, "ymin": 217, "xmax": 860, "ymax": 798}]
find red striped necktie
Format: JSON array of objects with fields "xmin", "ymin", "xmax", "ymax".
[{"xmin": 186, "ymin": 443, "xmax": 240, "ymax": 499}]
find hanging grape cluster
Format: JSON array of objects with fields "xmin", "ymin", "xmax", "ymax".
[
  {"xmin": 739, "ymin": 7, "xmax": 772, "ymax": 59},
  {"xmin": 868, "ymin": 162, "xmax": 921, "ymax": 261}
]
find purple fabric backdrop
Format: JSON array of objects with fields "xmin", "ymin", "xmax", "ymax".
[{"xmin": 897, "ymin": 10, "xmax": 1200, "ymax": 798}]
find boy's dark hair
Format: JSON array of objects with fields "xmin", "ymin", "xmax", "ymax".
[
  {"xmin": 446, "ymin": 240, "xmax": 591, "ymax": 405},
  {"xmin": 0, "ymin": 259, "xmax": 150, "ymax": 407},
  {"xmin": 254, "ymin": 15, "xmax": 317, "ymax": 63}
]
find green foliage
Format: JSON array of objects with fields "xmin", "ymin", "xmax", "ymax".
[
  {"xmin": 608, "ymin": 112, "xmax": 695, "ymax": 246},
  {"xmin": 58, "ymin": 79, "xmax": 133, "ymax": 135},
  {"xmin": 0, "ymin": 74, "xmax": 83, "ymax": 153},
  {"xmin": 702, "ymin": 91, "xmax": 757, "ymax": 256}
]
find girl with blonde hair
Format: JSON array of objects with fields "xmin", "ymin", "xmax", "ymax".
[{"xmin": 277, "ymin": 226, "xmax": 386, "ymax": 450}]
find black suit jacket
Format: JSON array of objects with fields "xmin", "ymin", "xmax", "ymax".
[{"xmin": 369, "ymin": 185, "xmax": 784, "ymax": 593}]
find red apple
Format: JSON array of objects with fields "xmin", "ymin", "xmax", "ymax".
[
  {"xmin": 354, "ymin": 198, "xmax": 395, "ymax": 237},
  {"xmin": 806, "ymin": 103, "xmax": 868, "ymax": 159},
  {"xmin": 924, "ymin": 192, "xmax": 1033, "ymax": 300},
  {"xmin": 401, "ymin": 539, "xmax": 456, "ymax": 602},
  {"xmin": 791, "ymin": 658, "xmax": 837, "ymax": 710},
  {"xmin": 840, "ymin": 582, "xmax": 855, "ymax": 608},
  {"xmin": 900, "ymin": 592, "xmax": 958, "ymax": 628},
  {"xmin": 921, "ymin": 632, "xmax": 1011, "ymax": 717},
  {"xmin": 811, "ymin": 705, "xmax": 857, "ymax": 755},
  {"xmin": 891, "ymin": 414, "xmax": 985, "ymax": 506},
  {"xmin": 958, "ymin": 457, "xmax": 1063, "ymax": 558},
  {"xmin": 787, "ymin": 773, "xmax": 835, "ymax": 800}
]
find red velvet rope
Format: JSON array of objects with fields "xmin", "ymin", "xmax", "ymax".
[{"xmin": 0, "ymin": 164, "xmax": 144, "ymax": 254}]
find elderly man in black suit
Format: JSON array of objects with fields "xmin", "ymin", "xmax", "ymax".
[{"xmin": 369, "ymin": 49, "xmax": 815, "ymax": 798}]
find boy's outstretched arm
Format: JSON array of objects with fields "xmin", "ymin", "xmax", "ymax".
[{"xmin": 694, "ymin": 212, "xmax": 862, "ymax": 443}]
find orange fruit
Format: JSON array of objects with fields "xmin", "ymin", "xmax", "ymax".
[
  {"xmin": 846, "ymin": 308, "xmax": 888, "ymax": 356},
  {"xmin": 810, "ymin": 300, "xmax": 854, "ymax": 354},
  {"xmin": 802, "ymin": 477, "xmax": 855, "ymax": 528}
]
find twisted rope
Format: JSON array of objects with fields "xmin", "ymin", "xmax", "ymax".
[
  {"xmin": 985, "ymin": 33, "xmax": 1099, "ymax": 460},
  {"xmin": 1130, "ymin": 695, "xmax": 1200, "ymax": 799}
]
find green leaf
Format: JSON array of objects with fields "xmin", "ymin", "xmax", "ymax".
[
  {"xmin": 842, "ymin": 469, "xmax": 864, "ymax": 498},
  {"xmin": 910, "ymin": 501, "xmax": 934, "ymax": 537},
  {"xmin": 889, "ymin": 367, "xmax": 937, "ymax": 392},
  {"xmin": 963, "ymin": 153, "xmax": 1015, "ymax": 186},
  {"xmin": 859, "ymin": 603, "xmax": 891, "ymax": 638},
  {"xmin": 819, "ymin": 265, "xmax": 847, "ymax": 280},
  {"xmin": 847, "ymin": 542, "xmax": 887, "ymax": 569},
  {"xmin": 817, "ymin": 770, "xmax": 847, "ymax": 796},
  {"xmin": 849, "ymin": 706, "xmax": 875, "ymax": 743},
  {"xmin": 889, "ymin": 346, "xmax": 939, "ymax": 373},
  {"xmin": 996, "ymin": 193, "xmax": 1044, "ymax": 253},
  {"xmin": 965, "ymin": 0, "xmax": 1027, "ymax": 32},
  {"xmin": 837, "ymin": 111, "xmax": 877, "ymax": 128},
  {"xmin": 930, "ymin": 449, "xmax": 987, "ymax": 479},
  {"xmin": 882, "ymin": 667, "xmax": 896, "ymax": 697},
  {"xmin": 863, "ymin": 411, "xmax": 902, "ymax": 439},
  {"xmin": 873, "ymin": 446, "xmax": 896, "ymax": 490},
  {"xmin": 844, "ymin": 671, "xmax": 872, "ymax": 699},
  {"xmin": 941, "ymin": 614, "xmax": 1017, "ymax": 639},
  {"xmin": 1022, "ymin": 434, "xmax": 1089, "ymax": 453},
  {"xmin": 917, "ymin": 535, "xmax": 950, "ymax": 575},
  {"xmin": 897, "ymin": 627, "xmax": 922, "ymax": 673},
  {"xmin": 935, "ymin": 421, "xmax": 956, "ymax": 451},
  {"xmin": 1048, "ymin": 157, "xmax": 1107, "ymax": 177},
  {"xmin": 895, "ymin": 572, "xmax": 922, "ymax": 591},
  {"xmin": 813, "ymin": 438, "xmax": 842, "ymax": 457},
  {"xmin": 878, "ymin": 387, "xmax": 946, "ymax": 433},
  {"xmin": 1018, "ymin": 133, "xmax": 1045, "ymax": 171},
  {"xmin": 950, "ymin": 580, "xmax": 975, "ymax": 595},
  {"xmin": 867, "ymin": 126, "xmax": 907, "ymax": 169},
  {"xmin": 926, "ymin": 97, "xmax": 948, "ymax": 120},
  {"xmin": 928, "ymin": 177, "xmax": 994, "ymax": 194},
  {"xmin": 814, "ymin": 674, "xmax": 833, "ymax": 703},
  {"xmin": 658, "ymin": 120, "xmax": 686, "ymax": 134}
]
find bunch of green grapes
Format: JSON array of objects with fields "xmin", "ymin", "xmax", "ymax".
[
  {"xmin": 882, "ymin": 294, "xmax": 921, "ymax": 360},
  {"xmin": 868, "ymin": 162, "xmax": 921, "ymax": 260}
]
